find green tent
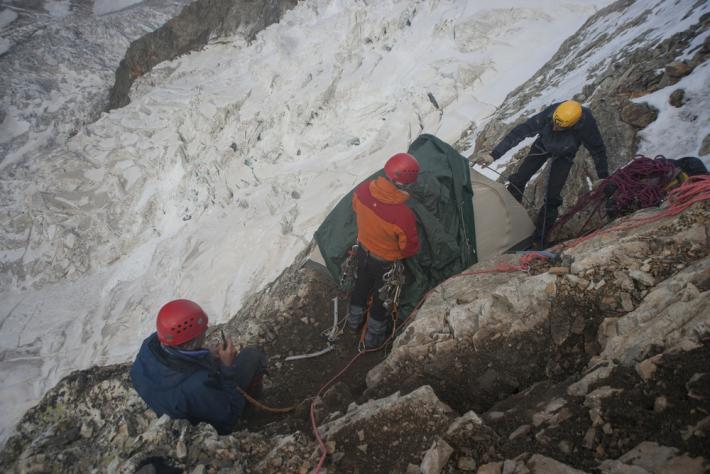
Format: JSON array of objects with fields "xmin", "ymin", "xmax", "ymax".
[{"xmin": 313, "ymin": 134, "xmax": 477, "ymax": 320}]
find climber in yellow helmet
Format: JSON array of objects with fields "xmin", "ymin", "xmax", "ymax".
[{"xmin": 474, "ymin": 100, "xmax": 609, "ymax": 247}]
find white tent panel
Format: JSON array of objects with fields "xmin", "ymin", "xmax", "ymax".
[{"xmin": 471, "ymin": 168, "xmax": 534, "ymax": 261}]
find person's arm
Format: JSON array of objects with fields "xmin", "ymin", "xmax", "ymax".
[
  {"xmin": 188, "ymin": 337, "xmax": 246, "ymax": 435},
  {"xmin": 491, "ymin": 108, "xmax": 548, "ymax": 160},
  {"xmin": 581, "ymin": 113, "xmax": 609, "ymax": 178}
]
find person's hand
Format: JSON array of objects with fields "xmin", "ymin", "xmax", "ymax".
[{"xmin": 217, "ymin": 336, "xmax": 237, "ymax": 367}]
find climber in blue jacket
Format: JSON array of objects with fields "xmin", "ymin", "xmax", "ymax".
[
  {"xmin": 130, "ymin": 299, "xmax": 266, "ymax": 435},
  {"xmin": 474, "ymin": 100, "xmax": 609, "ymax": 246}
]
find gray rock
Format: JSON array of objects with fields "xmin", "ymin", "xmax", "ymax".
[
  {"xmin": 478, "ymin": 462, "xmax": 504, "ymax": 474},
  {"xmin": 668, "ymin": 89, "xmax": 685, "ymax": 107},
  {"xmin": 526, "ymin": 454, "xmax": 589, "ymax": 473},
  {"xmin": 509, "ymin": 425, "xmax": 532, "ymax": 441},
  {"xmin": 420, "ymin": 439, "xmax": 454, "ymax": 474},
  {"xmin": 457, "ymin": 456, "xmax": 477, "ymax": 471},
  {"xmin": 699, "ymin": 133, "xmax": 710, "ymax": 156},
  {"xmin": 620, "ymin": 102, "xmax": 659, "ymax": 129},
  {"xmin": 568, "ymin": 363, "xmax": 616, "ymax": 397}
]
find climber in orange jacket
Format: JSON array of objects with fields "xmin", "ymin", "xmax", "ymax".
[{"xmin": 347, "ymin": 152, "xmax": 420, "ymax": 349}]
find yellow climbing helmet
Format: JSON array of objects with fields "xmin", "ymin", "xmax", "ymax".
[{"xmin": 553, "ymin": 100, "xmax": 583, "ymax": 128}]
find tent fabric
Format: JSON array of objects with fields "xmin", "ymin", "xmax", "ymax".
[
  {"xmin": 470, "ymin": 168, "xmax": 535, "ymax": 259},
  {"xmin": 313, "ymin": 134, "xmax": 477, "ymax": 320}
]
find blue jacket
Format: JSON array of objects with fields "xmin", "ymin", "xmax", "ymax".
[
  {"xmin": 130, "ymin": 333, "xmax": 245, "ymax": 435},
  {"xmin": 492, "ymin": 102, "xmax": 609, "ymax": 178}
]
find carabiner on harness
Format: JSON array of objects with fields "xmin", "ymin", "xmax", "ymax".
[
  {"xmin": 379, "ymin": 260, "xmax": 405, "ymax": 311},
  {"xmin": 339, "ymin": 244, "xmax": 359, "ymax": 292}
]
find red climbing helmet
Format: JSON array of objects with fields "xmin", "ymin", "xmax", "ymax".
[
  {"xmin": 156, "ymin": 299, "xmax": 209, "ymax": 346},
  {"xmin": 384, "ymin": 153, "xmax": 420, "ymax": 184}
]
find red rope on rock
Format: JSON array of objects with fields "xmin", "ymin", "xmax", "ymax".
[{"xmin": 555, "ymin": 175, "xmax": 710, "ymax": 250}]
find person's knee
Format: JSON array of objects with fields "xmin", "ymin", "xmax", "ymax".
[{"xmin": 237, "ymin": 346, "xmax": 267, "ymax": 372}]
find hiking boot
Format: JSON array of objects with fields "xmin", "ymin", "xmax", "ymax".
[
  {"xmin": 346, "ymin": 305, "xmax": 364, "ymax": 333},
  {"xmin": 364, "ymin": 317, "xmax": 387, "ymax": 349}
]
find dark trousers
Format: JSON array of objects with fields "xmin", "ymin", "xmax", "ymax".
[
  {"xmin": 349, "ymin": 249, "xmax": 392, "ymax": 322},
  {"xmin": 233, "ymin": 346, "xmax": 267, "ymax": 398},
  {"xmin": 508, "ymin": 149, "xmax": 574, "ymax": 242}
]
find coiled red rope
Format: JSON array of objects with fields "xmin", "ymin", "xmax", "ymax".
[
  {"xmin": 556, "ymin": 174, "xmax": 710, "ymax": 250},
  {"xmin": 552, "ymin": 155, "xmax": 681, "ymax": 237}
]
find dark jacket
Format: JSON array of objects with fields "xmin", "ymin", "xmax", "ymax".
[
  {"xmin": 491, "ymin": 102, "xmax": 609, "ymax": 178},
  {"xmin": 130, "ymin": 333, "xmax": 245, "ymax": 435}
]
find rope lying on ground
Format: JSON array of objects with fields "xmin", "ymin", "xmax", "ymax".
[
  {"xmin": 551, "ymin": 155, "xmax": 681, "ymax": 237},
  {"xmin": 236, "ymin": 386, "xmax": 300, "ymax": 413}
]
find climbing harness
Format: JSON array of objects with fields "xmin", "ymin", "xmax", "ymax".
[
  {"xmin": 353, "ymin": 261, "xmax": 405, "ymax": 353},
  {"xmin": 378, "ymin": 260, "xmax": 405, "ymax": 311},
  {"xmin": 339, "ymin": 244, "xmax": 359, "ymax": 292}
]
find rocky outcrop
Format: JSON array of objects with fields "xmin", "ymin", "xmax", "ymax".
[
  {"xmin": 365, "ymin": 203, "xmax": 709, "ymax": 400},
  {"xmin": 107, "ymin": 0, "xmax": 299, "ymax": 110}
]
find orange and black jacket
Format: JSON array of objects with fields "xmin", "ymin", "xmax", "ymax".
[{"xmin": 352, "ymin": 177, "xmax": 420, "ymax": 261}]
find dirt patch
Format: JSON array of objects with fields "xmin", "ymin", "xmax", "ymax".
[
  {"xmin": 236, "ymin": 265, "xmax": 395, "ymax": 434},
  {"xmin": 328, "ymin": 405, "xmax": 453, "ymax": 473},
  {"xmin": 598, "ymin": 338, "xmax": 710, "ymax": 461},
  {"xmin": 474, "ymin": 338, "xmax": 710, "ymax": 472}
]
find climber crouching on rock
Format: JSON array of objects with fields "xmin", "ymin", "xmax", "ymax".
[
  {"xmin": 130, "ymin": 299, "xmax": 266, "ymax": 434},
  {"xmin": 346, "ymin": 153, "xmax": 421, "ymax": 349},
  {"xmin": 473, "ymin": 100, "xmax": 610, "ymax": 247}
]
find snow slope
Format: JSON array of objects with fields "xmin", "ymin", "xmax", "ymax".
[{"xmin": 0, "ymin": 0, "xmax": 609, "ymax": 443}]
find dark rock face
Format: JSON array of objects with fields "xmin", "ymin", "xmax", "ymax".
[
  {"xmin": 108, "ymin": 0, "xmax": 299, "ymax": 110},
  {"xmin": 669, "ymin": 88, "xmax": 686, "ymax": 107},
  {"xmin": 620, "ymin": 102, "xmax": 659, "ymax": 128}
]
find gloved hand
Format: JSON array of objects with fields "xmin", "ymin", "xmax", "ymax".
[{"xmin": 472, "ymin": 152, "xmax": 494, "ymax": 166}]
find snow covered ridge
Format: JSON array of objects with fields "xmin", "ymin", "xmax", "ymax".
[{"xmin": 0, "ymin": 0, "xmax": 608, "ymax": 445}]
